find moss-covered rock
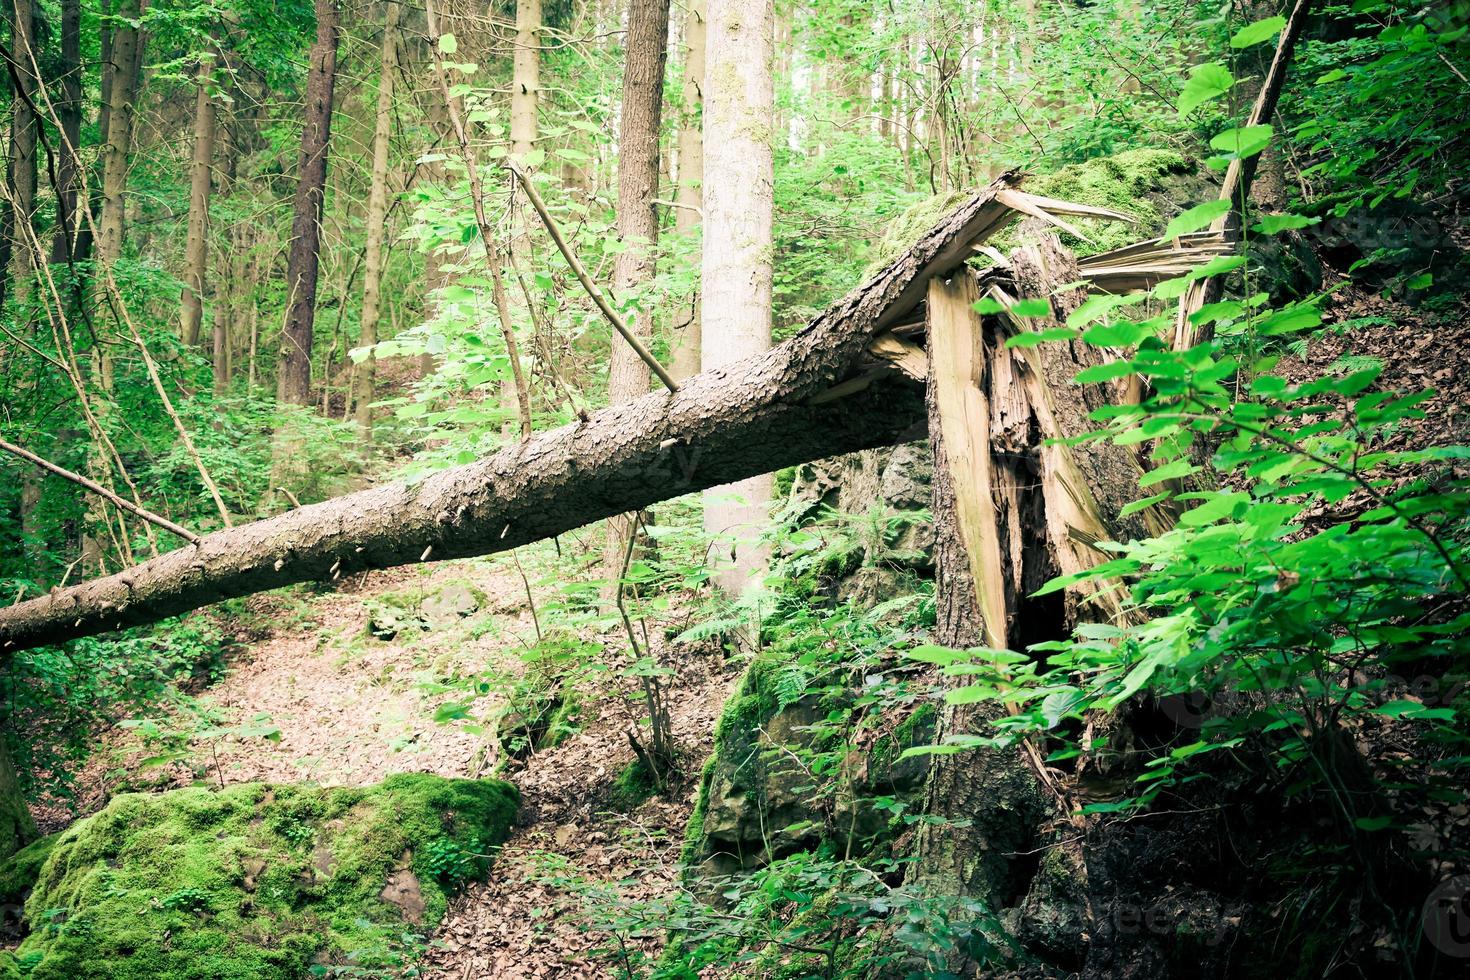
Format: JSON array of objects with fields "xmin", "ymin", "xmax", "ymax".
[
  {"xmin": 685, "ymin": 655, "xmax": 936, "ymax": 880},
  {"xmin": 8, "ymin": 773, "xmax": 517, "ymax": 980},
  {"xmin": 0, "ymin": 832, "xmax": 58, "ymax": 908}
]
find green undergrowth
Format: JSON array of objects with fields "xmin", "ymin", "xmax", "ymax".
[{"xmin": 0, "ymin": 773, "xmax": 517, "ymax": 979}]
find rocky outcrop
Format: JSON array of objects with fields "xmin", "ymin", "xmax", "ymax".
[
  {"xmin": 0, "ymin": 773, "xmax": 517, "ymax": 979},
  {"xmin": 685, "ymin": 658, "xmax": 937, "ymax": 880}
]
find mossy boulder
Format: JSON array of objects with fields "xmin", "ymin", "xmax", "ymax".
[
  {"xmin": 5, "ymin": 773, "xmax": 517, "ymax": 979},
  {"xmin": 0, "ymin": 833, "xmax": 58, "ymax": 909},
  {"xmin": 685, "ymin": 657, "xmax": 936, "ymax": 880}
]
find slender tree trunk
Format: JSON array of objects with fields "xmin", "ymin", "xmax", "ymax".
[
  {"xmin": 353, "ymin": 0, "xmax": 399, "ymax": 439},
  {"xmin": 51, "ymin": 0, "xmax": 84, "ymax": 265},
  {"xmin": 86, "ymin": 0, "xmax": 147, "ymax": 573},
  {"xmin": 669, "ymin": 0, "xmax": 704, "ymax": 382},
  {"xmin": 277, "ymin": 0, "xmax": 340, "ymax": 405},
  {"xmin": 96, "ymin": 0, "xmax": 146, "ymax": 276},
  {"xmin": 511, "ymin": 0, "xmax": 540, "ymax": 163},
  {"xmin": 701, "ymin": 0, "xmax": 775, "ymax": 594},
  {"xmin": 180, "ymin": 55, "xmax": 217, "ymax": 349},
  {"xmin": 504, "ymin": 0, "xmax": 542, "ymax": 434},
  {"xmin": 180, "ymin": 57, "xmax": 216, "ymax": 348},
  {"xmin": 7, "ymin": 0, "xmax": 38, "ymax": 301},
  {"xmin": 602, "ymin": 0, "xmax": 673, "ymax": 588}
]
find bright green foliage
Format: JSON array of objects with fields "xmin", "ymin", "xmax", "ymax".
[
  {"xmin": 913, "ymin": 278, "xmax": 1470, "ymax": 816},
  {"xmin": 5, "ymin": 774, "xmax": 517, "ymax": 979},
  {"xmin": 1291, "ymin": 1, "xmax": 1470, "ymax": 212},
  {"xmin": 4, "ymin": 615, "xmax": 237, "ymax": 804}
]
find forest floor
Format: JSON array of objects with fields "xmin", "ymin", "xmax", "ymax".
[{"xmin": 29, "ymin": 549, "xmax": 738, "ymax": 978}]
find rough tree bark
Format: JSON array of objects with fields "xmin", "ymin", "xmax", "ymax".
[
  {"xmin": 511, "ymin": 0, "xmax": 540, "ymax": 164},
  {"xmin": 702, "ymin": 0, "xmax": 776, "ymax": 593},
  {"xmin": 352, "ymin": 0, "xmax": 400, "ymax": 438},
  {"xmin": 602, "ymin": 0, "xmax": 673, "ymax": 586},
  {"xmin": 7, "ymin": 0, "xmax": 38, "ymax": 298},
  {"xmin": 180, "ymin": 54, "xmax": 217, "ymax": 349},
  {"xmin": 96, "ymin": 0, "xmax": 145, "ymax": 277},
  {"xmin": 669, "ymin": 0, "xmax": 705, "ymax": 382},
  {"xmin": 0, "ymin": 175, "xmax": 1034, "ymax": 654},
  {"xmin": 49, "ymin": 0, "xmax": 83, "ymax": 265},
  {"xmin": 277, "ymin": 0, "xmax": 340, "ymax": 405}
]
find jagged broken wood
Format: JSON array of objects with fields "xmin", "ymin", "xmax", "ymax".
[{"xmin": 4, "ymin": 174, "xmax": 1146, "ymax": 655}]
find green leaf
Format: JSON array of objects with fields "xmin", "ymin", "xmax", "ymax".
[
  {"xmin": 1179, "ymin": 62, "xmax": 1236, "ymax": 115},
  {"xmin": 945, "ymin": 685, "xmax": 999, "ymax": 706},
  {"xmin": 1251, "ymin": 213, "xmax": 1320, "ymax": 234},
  {"xmin": 1120, "ymin": 491, "xmax": 1173, "ymax": 517},
  {"xmin": 1067, "ymin": 292, "xmax": 1145, "ymax": 329},
  {"xmin": 1139, "ymin": 458, "xmax": 1200, "ymax": 488},
  {"xmin": 1075, "ymin": 361, "xmax": 1137, "ymax": 383},
  {"xmin": 1011, "ymin": 298, "xmax": 1053, "ymax": 318},
  {"xmin": 1231, "ymin": 15, "xmax": 1286, "ymax": 48},
  {"xmin": 438, "ymin": 32, "xmax": 458, "ymax": 54},
  {"xmin": 1407, "ymin": 272, "xmax": 1433, "ymax": 290},
  {"xmin": 1210, "ymin": 124, "xmax": 1274, "ymax": 160},
  {"xmin": 905, "ymin": 645, "xmax": 972, "ymax": 667},
  {"xmin": 972, "ymin": 297, "xmax": 1005, "ymax": 315},
  {"xmin": 1083, "ymin": 319, "xmax": 1153, "ymax": 348},
  {"xmin": 1163, "ymin": 199, "xmax": 1233, "ymax": 240}
]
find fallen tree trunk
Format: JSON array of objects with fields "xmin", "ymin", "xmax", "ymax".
[{"xmin": 1, "ymin": 175, "xmax": 1040, "ymax": 656}]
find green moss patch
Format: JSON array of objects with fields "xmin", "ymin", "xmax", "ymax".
[
  {"xmin": 1005, "ymin": 148, "xmax": 1210, "ymax": 255},
  {"xmin": 8, "ymin": 773, "xmax": 517, "ymax": 979},
  {"xmin": 0, "ymin": 833, "xmax": 58, "ymax": 908}
]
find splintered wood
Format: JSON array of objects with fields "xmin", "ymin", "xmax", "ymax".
[{"xmin": 927, "ymin": 274, "xmax": 1011, "ymax": 649}]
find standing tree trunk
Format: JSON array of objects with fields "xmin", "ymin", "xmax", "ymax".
[
  {"xmin": 277, "ymin": 0, "xmax": 340, "ymax": 405},
  {"xmin": 0, "ymin": 738, "xmax": 35, "ymax": 860},
  {"xmin": 511, "ymin": 0, "xmax": 540, "ymax": 164},
  {"xmin": 701, "ymin": 0, "xmax": 776, "ymax": 594},
  {"xmin": 180, "ymin": 54, "xmax": 217, "ymax": 349},
  {"xmin": 602, "ymin": 0, "xmax": 672, "ymax": 586},
  {"xmin": 669, "ymin": 0, "xmax": 704, "ymax": 382},
  {"xmin": 85, "ymin": 0, "xmax": 147, "ymax": 574},
  {"xmin": 503, "ymin": 0, "xmax": 541, "ymax": 434},
  {"xmin": 352, "ymin": 0, "xmax": 400, "ymax": 439},
  {"xmin": 50, "ymin": 0, "xmax": 84, "ymax": 265},
  {"xmin": 96, "ymin": 0, "xmax": 146, "ymax": 277},
  {"xmin": 7, "ymin": 0, "xmax": 38, "ymax": 300}
]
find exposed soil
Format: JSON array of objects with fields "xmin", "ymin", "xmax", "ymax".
[{"xmin": 29, "ymin": 547, "xmax": 739, "ymax": 977}]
